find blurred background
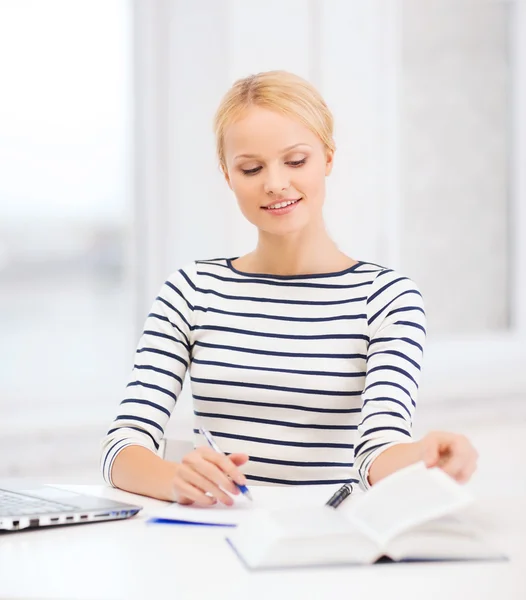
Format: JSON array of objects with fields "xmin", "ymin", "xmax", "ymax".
[{"xmin": 0, "ymin": 0, "xmax": 525, "ymax": 494}]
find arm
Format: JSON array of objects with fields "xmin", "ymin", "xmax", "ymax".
[
  {"xmin": 110, "ymin": 445, "xmax": 180, "ymax": 501},
  {"xmin": 367, "ymin": 440, "xmax": 421, "ymax": 485},
  {"xmin": 354, "ymin": 269, "xmax": 427, "ymax": 489},
  {"xmin": 100, "ymin": 265, "xmax": 196, "ymax": 498}
]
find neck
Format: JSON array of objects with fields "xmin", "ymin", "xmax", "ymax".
[{"xmin": 247, "ymin": 221, "xmax": 351, "ymax": 276}]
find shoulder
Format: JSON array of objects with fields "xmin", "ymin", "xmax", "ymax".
[
  {"xmin": 362, "ymin": 264, "xmax": 423, "ymax": 302},
  {"xmin": 362, "ymin": 263, "xmax": 425, "ymax": 319},
  {"xmin": 163, "ymin": 256, "xmax": 231, "ymax": 290}
]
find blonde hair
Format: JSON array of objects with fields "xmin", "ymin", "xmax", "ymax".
[{"xmin": 213, "ymin": 70, "xmax": 335, "ymax": 173}]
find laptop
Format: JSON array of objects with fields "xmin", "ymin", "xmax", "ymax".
[{"xmin": 0, "ymin": 480, "xmax": 143, "ymax": 532}]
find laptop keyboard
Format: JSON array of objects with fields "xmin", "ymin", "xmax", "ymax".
[{"xmin": 0, "ymin": 489, "xmax": 77, "ymax": 517}]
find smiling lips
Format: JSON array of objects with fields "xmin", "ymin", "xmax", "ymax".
[{"xmin": 262, "ymin": 197, "xmax": 302, "ymax": 210}]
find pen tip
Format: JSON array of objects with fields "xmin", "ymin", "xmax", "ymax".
[{"xmin": 244, "ymin": 490, "xmax": 253, "ymax": 501}]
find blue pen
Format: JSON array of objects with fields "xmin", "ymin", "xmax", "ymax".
[{"xmin": 199, "ymin": 427, "xmax": 253, "ymax": 501}]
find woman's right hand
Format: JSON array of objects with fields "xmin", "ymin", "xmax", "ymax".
[{"xmin": 171, "ymin": 446, "xmax": 249, "ymax": 506}]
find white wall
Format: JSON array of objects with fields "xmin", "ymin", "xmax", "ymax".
[{"xmin": 133, "ymin": 0, "xmax": 526, "ymax": 444}]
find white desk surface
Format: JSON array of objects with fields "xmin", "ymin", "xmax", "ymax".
[{"xmin": 0, "ymin": 483, "xmax": 524, "ymax": 600}]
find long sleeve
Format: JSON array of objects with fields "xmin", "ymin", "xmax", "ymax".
[
  {"xmin": 100, "ymin": 263, "xmax": 196, "ymax": 486},
  {"xmin": 354, "ymin": 268, "xmax": 427, "ymax": 490}
]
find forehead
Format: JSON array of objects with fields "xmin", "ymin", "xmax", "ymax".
[{"xmin": 223, "ymin": 106, "xmax": 321, "ymax": 159}]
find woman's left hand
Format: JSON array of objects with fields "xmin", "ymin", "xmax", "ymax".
[{"xmin": 418, "ymin": 431, "xmax": 479, "ymax": 484}]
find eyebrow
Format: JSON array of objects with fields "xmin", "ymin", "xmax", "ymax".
[{"xmin": 234, "ymin": 143, "xmax": 311, "ymax": 161}]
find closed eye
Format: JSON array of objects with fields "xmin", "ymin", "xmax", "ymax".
[{"xmin": 241, "ymin": 158, "xmax": 307, "ymax": 176}]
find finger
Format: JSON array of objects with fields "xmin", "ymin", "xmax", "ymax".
[
  {"xmin": 438, "ymin": 444, "xmax": 473, "ymax": 481},
  {"xmin": 456, "ymin": 462, "xmax": 477, "ymax": 484},
  {"xmin": 446, "ymin": 436, "xmax": 479, "ymax": 479},
  {"xmin": 191, "ymin": 455, "xmax": 240, "ymax": 497},
  {"xmin": 228, "ymin": 453, "xmax": 249, "ymax": 467},
  {"xmin": 198, "ymin": 447, "xmax": 248, "ymax": 486},
  {"xmin": 173, "ymin": 473, "xmax": 216, "ymax": 506},
  {"xmin": 439, "ymin": 456, "xmax": 466, "ymax": 481},
  {"xmin": 420, "ymin": 439, "xmax": 440, "ymax": 468},
  {"xmin": 454, "ymin": 445, "xmax": 479, "ymax": 484},
  {"xmin": 180, "ymin": 463, "xmax": 235, "ymax": 506}
]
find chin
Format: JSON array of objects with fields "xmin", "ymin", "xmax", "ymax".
[{"xmin": 261, "ymin": 220, "xmax": 310, "ymax": 237}]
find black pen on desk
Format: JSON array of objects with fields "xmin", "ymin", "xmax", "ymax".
[
  {"xmin": 325, "ymin": 483, "xmax": 353, "ymax": 509},
  {"xmin": 199, "ymin": 427, "xmax": 253, "ymax": 501}
]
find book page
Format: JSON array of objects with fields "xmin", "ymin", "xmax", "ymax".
[
  {"xmin": 386, "ymin": 514, "xmax": 506, "ymax": 562},
  {"xmin": 345, "ymin": 462, "xmax": 474, "ymax": 546},
  {"xmin": 226, "ymin": 507, "xmax": 383, "ymax": 568}
]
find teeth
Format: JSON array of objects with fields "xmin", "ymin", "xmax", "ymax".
[{"xmin": 267, "ymin": 198, "xmax": 299, "ymax": 210}]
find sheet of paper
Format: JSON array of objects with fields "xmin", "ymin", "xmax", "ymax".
[{"xmin": 149, "ymin": 484, "xmax": 344, "ymax": 526}]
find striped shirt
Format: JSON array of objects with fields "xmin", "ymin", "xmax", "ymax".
[{"xmin": 100, "ymin": 257, "xmax": 426, "ymax": 490}]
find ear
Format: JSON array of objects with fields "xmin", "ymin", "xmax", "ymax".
[
  {"xmin": 222, "ymin": 165, "xmax": 233, "ymax": 190},
  {"xmin": 325, "ymin": 148, "xmax": 335, "ymax": 176}
]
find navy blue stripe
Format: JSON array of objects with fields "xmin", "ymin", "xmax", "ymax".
[
  {"xmin": 107, "ymin": 426, "xmax": 160, "ymax": 450},
  {"xmin": 193, "ymin": 394, "xmax": 362, "ymax": 414},
  {"xmin": 126, "ymin": 381, "xmax": 177, "ymax": 402},
  {"xmin": 356, "ymin": 268, "xmax": 386, "ymax": 274},
  {"xmin": 191, "ymin": 358, "xmax": 366, "ymax": 378},
  {"xmin": 367, "ymin": 364, "xmax": 418, "ymax": 388},
  {"xmin": 133, "ymin": 364, "xmax": 183, "ymax": 384},
  {"xmin": 103, "ymin": 439, "xmax": 130, "ymax": 480},
  {"xmin": 394, "ymin": 320, "xmax": 427, "ymax": 334},
  {"xmin": 148, "ymin": 312, "xmax": 175, "ymax": 327},
  {"xmin": 196, "ymin": 258, "xmax": 382, "ymax": 277},
  {"xmin": 195, "ymin": 410, "xmax": 357, "ymax": 430},
  {"xmin": 224, "ymin": 258, "xmax": 365, "ymax": 280},
  {"xmin": 116, "ymin": 415, "xmax": 164, "ymax": 434},
  {"xmin": 192, "ymin": 325, "xmax": 369, "ymax": 343},
  {"xmin": 359, "ymin": 410, "xmax": 406, "ymax": 426},
  {"xmin": 137, "ymin": 347, "xmax": 189, "ymax": 368},
  {"xmin": 156, "ymin": 296, "xmax": 191, "ymax": 333},
  {"xmin": 360, "ymin": 425, "xmax": 411, "ymax": 438},
  {"xmin": 193, "ymin": 304, "xmax": 367, "ymax": 324},
  {"xmin": 362, "ymin": 396, "xmax": 412, "ymax": 418},
  {"xmin": 368, "ymin": 337, "xmax": 423, "ymax": 353},
  {"xmin": 143, "ymin": 329, "xmax": 190, "ymax": 351},
  {"xmin": 369, "ymin": 290, "xmax": 422, "ymax": 325},
  {"xmin": 179, "ymin": 268, "xmax": 197, "ymax": 291},
  {"xmin": 193, "ymin": 341, "xmax": 367, "ymax": 360},
  {"xmin": 193, "ymin": 287, "xmax": 367, "ymax": 306},
  {"xmin": 386, "ymin": 306, "xmax": 425, "ymax": 318},
  {"xmin": 248, "ymin": 456, "xmax": 354, "ymax": 468},
  {"xmin": 193, "ymin": 429, "xmax": 354, "ymax": 449},
  {"xmin": 367, "ymin": 350, "xmax": 420, "ymax": 370},
  {"xmin": 121, "ymin": 398, "xmax": 171, "ymax": 417},
  {"xmin": 191, "ymin": 376, "xmax": 362, "ymax": 397},
  {"xmin": 355, "ymin": 441, "xmax": 392, "ymax": 459},
  {"xmin": 197, "ymin": 269, "xmax": 373, "ymax": 290},
  {"xmin": 363, "ymin": 381, "xmax": 416, "ymax": 406},
  {"xmin": 165, "ymin": 279, "xmax": 194, "ymax": 311},
  {"xmin": 367, "ymin": 276, "xmax": 408, "ymax": 304},
  {"xmin": 195, "ymin": 257, "xmax": 231, "ymax": 266},
  {"xmin": 355, "ymin": 427, "xmax": 412, "ymax": 457},
  {"xmin": 355, "ymin": 434, "xmax": 407, "ymax": 458},
  {"xmin": 245, "ymin": 475, "xmax": 359, "ymax": 486}
]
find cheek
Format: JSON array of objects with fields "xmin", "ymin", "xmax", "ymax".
[
  {"xmin": 230, "ymin": 175, "xmax": 253, "ymax": 203},
  {"xmin": 297, "ymin": 164, "xmax": 326, "ymax": 196},
  {"xmin": 230, "ymin": 175, "xmax": 260, "ymax": 219}
]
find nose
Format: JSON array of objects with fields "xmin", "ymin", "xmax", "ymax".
[{"xmin": 263, "ymin": 165, "xmax": 290, "ymax": 196}]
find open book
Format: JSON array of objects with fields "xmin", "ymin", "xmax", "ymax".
[{"xmin": 225, "ymin": 462, "xmax": 507, "ymax": 569}]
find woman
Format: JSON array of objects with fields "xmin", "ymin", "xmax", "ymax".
[{"xmin": 100, "ymin": 70, "xmax": 478, "ymax": 506}]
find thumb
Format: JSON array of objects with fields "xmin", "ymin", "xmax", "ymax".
[
  {"xmin": 228, "ymin": 453, "xmax": 249, "ymax": 466},
  {"xmin": 421, "ymin": 439, "xmax": 440, "ymax": 468}
]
